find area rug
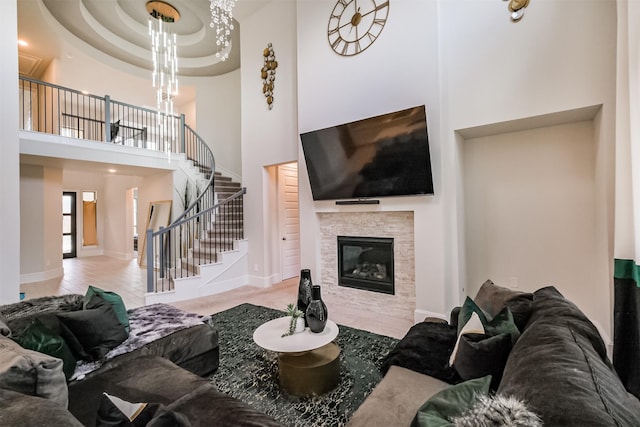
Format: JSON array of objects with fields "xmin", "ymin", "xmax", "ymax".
[{"xmin": 209, "ymin": 303, "xmax": 399, "ymax": 427}]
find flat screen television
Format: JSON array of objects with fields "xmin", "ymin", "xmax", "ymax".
[{"xmin": 300, "ymin": 105, "xmax": 434, "ymax": 201}]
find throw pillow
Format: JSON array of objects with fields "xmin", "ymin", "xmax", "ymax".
[
  {"xmin": 13, "ymin": 318, "xmax": 77, "ymax": 380},
  {"xmin": 449, "ymin": 310, "xmax": 484, "ymax": 366},
  {"xmin": 57, "ymin": 294, "xmax": 128, "ymax": 360},
  {"xmin": 451, "ymin": 394, "xmax": 542, "ymax": 427},
  {"xmin": 411, "ymin": 375, "xmax": 492, "ymax": 427},
  {"xmin": 473, "ymin": 279, "xmax": 533, "ymax": 332},
  {"xmin": 84, "ymin": 285, "xmax": 130, "ymax": 332},
  {"xmin": 380, "ymin": 321, "xmax": 460, "ymax": 383},
  {"xmin": 453, "ymin": 333, "xmax": 512, "ymax": 390},
  {"xmin": 8, "ymin": 312, "xmax": 91, "ymax": 361},
  {"xmin": 450, "ymin": 298, "xmax": 520, "ymax": 367},
  {"xmin": 0, "ymin": 335, "xmax": 68, "ymax": 408}
]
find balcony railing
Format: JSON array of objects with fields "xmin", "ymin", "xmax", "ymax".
[{"xmin": 18, "ymin": 77, "xmax": 244, "ymax": 295}]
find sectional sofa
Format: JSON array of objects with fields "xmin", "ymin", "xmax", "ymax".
[
  {"xmin": 0, "ymin": 291, "xmax": 281, "ymax": 427},
  {"xmin": 348, "ymin": 281, "xmax": 640, "ymax": 426}
]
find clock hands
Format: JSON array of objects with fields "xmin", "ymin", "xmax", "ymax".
[{"xmin": 360, "ymin": 1, "xmax": 389, "ymax": 18}]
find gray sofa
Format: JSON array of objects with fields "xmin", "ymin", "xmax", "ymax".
[
  {"xmin": 348, "ymin": 282, "xmax": 640, "ymax": 426},
  {"xmin": 0, "ymin": 294, "xmax": 281, "ymax": 427}
]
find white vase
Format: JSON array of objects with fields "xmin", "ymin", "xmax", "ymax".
[{"xmin": 293, "ymin": 316, "xmax": 305, "ymax": 333}]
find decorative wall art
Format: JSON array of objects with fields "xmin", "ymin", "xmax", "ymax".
[{"xmin": 261, "ymin": 43, "xmax": 278, "ymax": 110}]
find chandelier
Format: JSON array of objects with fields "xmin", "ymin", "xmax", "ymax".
[
  {"xmin": 209, "ymin": 0, "xmax": 237, "ymax": 61},
  {"xmin": 147, "ymin": 1, "xmax": 179, "ymax": 116}
]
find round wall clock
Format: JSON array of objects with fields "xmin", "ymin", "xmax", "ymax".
[{"xmin": 327, "ymin": 0, "xmax": 389, "ymax": 57}]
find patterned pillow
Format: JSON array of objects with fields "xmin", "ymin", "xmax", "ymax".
[{"xmin": 451, "ymin": 394, "xmax": 542, "ymax": 426}]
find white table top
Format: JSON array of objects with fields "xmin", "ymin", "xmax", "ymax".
[{"xmin": 253, "ymin": 317, "xmax": 339, "ymax": 353}]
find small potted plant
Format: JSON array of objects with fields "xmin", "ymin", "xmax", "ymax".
[{"xmin": 282, "ymin": 303, "xmax": 305, "ymax": 337}]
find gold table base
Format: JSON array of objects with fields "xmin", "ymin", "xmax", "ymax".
[{"xmin": 277, "ymin": 342, "xmax": 340, "ymax": 397}]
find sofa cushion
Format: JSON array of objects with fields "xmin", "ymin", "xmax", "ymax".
[
  {"xmin": 57, "ymin": 294, "xmax": 128, "ymax": 360},
  {"xmin": 13, "ymin": 317, "xmax": 77, "ymax": 380},
  {"xmin": 0, "ymin": 388, "xmax": 82, "ymax": 427},
  {"xmin": 85, "ymin": 285, "xmax": 130, "ymax": 333},
  {"xmin": 473, "ymin": 279, "xmax": 533, "ymax": 331},
  {"xmin": 498, "ymin": 286, "xmax": 640, "ymax": 426},
  {"xmin": 410, "ymin": 375, "xmax": 491, "ymax": 427},
  {"xmin": 347, "ymin": 366, "xmax": 451, "ymax": 427},
  {"xmin": 380, "ymin": 321, "xmax": 459, "ymax": 384},
  {"xmin": 0, "ymin": 335, "xmax": 68, "ymax": 408}
]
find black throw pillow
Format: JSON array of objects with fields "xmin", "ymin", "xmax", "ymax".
[
  {"xmin": 57, "ymin": 294, "xmax": 128, "ymax": 360},
  {"xmin": 453, "ymin": 332, "xmax": 512, "ymax": 391},
  {"xmin": 380, "ymin": 321, "xmax": 461, "ymax": 384}
]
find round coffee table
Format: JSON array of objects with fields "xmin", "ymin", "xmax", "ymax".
[{"xmin": 253, "ymin": 317, "xmax": 340, "ymax": 396}]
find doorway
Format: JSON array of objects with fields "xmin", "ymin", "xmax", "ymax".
[
  {"xmin": 62, "ymin": 192, "xmax": 76, "ymax": 258},
  {"xmin": 277, "ymin": 163, "xmax": 300, "ymax": 280}
]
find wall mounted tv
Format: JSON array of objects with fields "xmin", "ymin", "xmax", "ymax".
[{"xmin": 300, "ymin": 105, "xmax": 434, "ymax": 201}]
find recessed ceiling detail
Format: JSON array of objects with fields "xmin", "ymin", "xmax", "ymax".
[
  {"xmin": 37, "ymin": 0, "xmax": 240, "ymax": 77},
  {"xmin": 18, "ymin": 53, "xmax": 42, "ymax": 77}
]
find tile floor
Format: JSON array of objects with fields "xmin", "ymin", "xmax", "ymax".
[{"xmin": 20, "ymin": 256, "xmax": 414, "ymax": 339}]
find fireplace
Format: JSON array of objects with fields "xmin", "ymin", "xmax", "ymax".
[{"xmin": 337, "ymin": 236, "xmax": 394, "ymax": 295}]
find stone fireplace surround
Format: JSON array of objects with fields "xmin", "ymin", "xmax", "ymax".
[{"xmin": 318, "ymin": 211, "xmax": 415, "ymax": 320}]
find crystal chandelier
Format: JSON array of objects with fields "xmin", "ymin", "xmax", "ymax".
[
  {"xmin": 209, "ymin": 0, "xmax": 237, "ymax": 61},
  {"xmin": 147, "ymin": 1, "xmax": 179, "ymax": 116}
]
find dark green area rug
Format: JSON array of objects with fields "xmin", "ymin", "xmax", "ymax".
[{"xmin": 210, "ymin": 303, "xmax": 399, "ymax": 427}]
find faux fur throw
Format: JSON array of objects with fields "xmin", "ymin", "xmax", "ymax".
[
  {"xmin": 452, "ymin": 394, "xmax": 542, "ymax": 427},
  {"xmin": 72, "ymin": 303, "xmax": 211, "ymax": 380}
]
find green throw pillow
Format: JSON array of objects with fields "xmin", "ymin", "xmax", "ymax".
[
  {"xmin": 14, "ymin": 318, "xmax": 77, "ymax": 380},
  {"xmin": 84, "ymin": 285, "xmax": 129, "ymax": 332},
  {"xmin": 458, "ymin": 297, "xmax": 520, "ymax": 345},
  {"xmin": 411, "ymin": 375, "xmax": 492, "ymax": 427}
]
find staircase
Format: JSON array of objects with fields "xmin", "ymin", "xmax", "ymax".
[{"xmin": 145, "ymin": 171, "xmax": 248, "ymax": 305}]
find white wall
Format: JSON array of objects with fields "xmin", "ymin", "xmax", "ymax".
[
  {"xmin": 439, "ymin": 0, "xmax": 616, "ymax": 335},
  {"xmin": 463, "ymin": 121, "xmax": 606, "ymax": 331},
  {"xmin": 296, "ymin": 0, "xmax": 446, "ymax": 315},
  {"xmin": 240, "ymin": 1, "xmax": 299, "ymax": 286},
  {"xmin": 20, "ymin": 165, "xmax": 63, "ymax": 283},
  {"xmin": 0, "ymin": 0, "xmax": 20, "ymax": 303},
  {"xmin": 191, "ymin": 70, "xmax": 242, "ymax": 178},
  {"xmin": 103, "ymin": 175, "xmax": 141, "ymax": 260}
]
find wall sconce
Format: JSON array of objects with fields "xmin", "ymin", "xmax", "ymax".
[{"xmin": 507, "ymin": 0, "xmax": 529, "ymax": 22}]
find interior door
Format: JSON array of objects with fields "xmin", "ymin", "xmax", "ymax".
[
  {"xmin": 62, "ymin": 192, "xmax": 77, "ymax": 258},
  {"xmin": 278, "ymin": 163, "xmax": 300, "ymax": 280}
]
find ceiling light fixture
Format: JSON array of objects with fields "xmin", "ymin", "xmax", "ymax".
[
  {"xmin": 507, "ymin": 0, "xmax": 529, "ymax": 22},
  {"xmin": 146, "ymin": 1, "xmax": 179, "ymax": 116},
  {"xmin": 209, "ymin": 0, "xmax": 237, "ymax": 62}
]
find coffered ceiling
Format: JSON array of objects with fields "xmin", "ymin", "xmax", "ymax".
[{"xmin": 17, "ymin": 0, "xmax": 269, "ymax": 79}]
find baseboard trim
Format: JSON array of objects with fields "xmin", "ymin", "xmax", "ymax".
[
  {"xmin": 20, "ymin": 267, "xmax": 64, "ymax": 284},
  {"xmin": 414, "ymin": 308, "xmax": 448, "ymax": 324},
  {"xmin": 247, "ymin": 274, "xmax": 281, "ymax": 288}
]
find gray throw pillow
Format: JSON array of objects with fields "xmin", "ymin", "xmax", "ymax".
[
  {"xmin": 0, "ymin": 335, "xmax": 68, "ymax": 408},
  {"xmin": 474, "ymin": 280, "xmax": 533, "ymax": 331}
]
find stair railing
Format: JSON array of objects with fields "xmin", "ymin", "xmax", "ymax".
[
  {"xmin": 17, "ymin": 77, "xmax": 243, "ymax": 295},
  {"xmin": 146, "ymin": 187, "xmax": 246, "ymax": 293}
]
